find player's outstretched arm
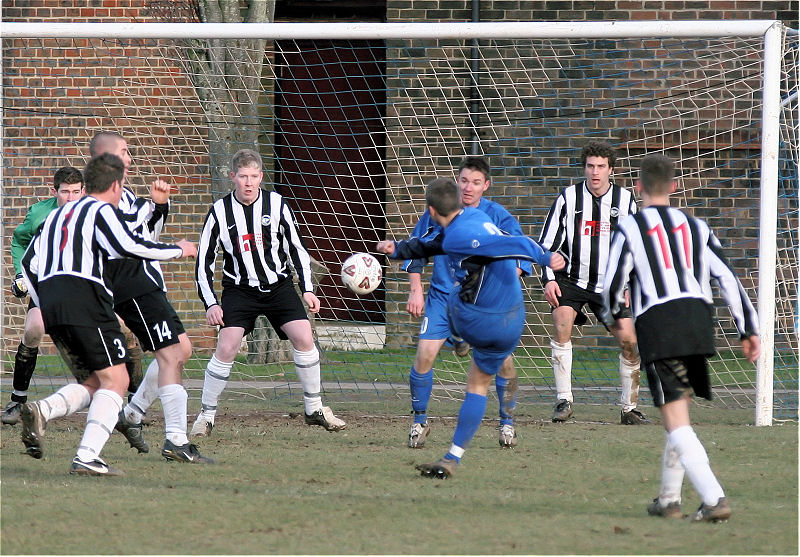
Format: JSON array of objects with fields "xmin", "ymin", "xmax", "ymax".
[
  {"xmin": 175, "ymin": 239, "xmax": 197, "ymax": 258},
  {"xmin": 376, "ymin": 240, "xmax": 396, "ymax": 256}
]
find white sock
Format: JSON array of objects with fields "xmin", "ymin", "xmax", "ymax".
[
  {"xmin": 551, "ymin": 340, "xmax": 573, "ymax": 402},
  {"xmin": 619, "ymin": 354, "xmax": 641, "ymax": 412},
  {"xmin": 75, "ymin": 389, "xmax": 122, "ymax": 463},
  {"xmin": 125, "ymin": 358, "xmax": 160, "ymax": 424},
  {"xmin": 200, "ymin": 356, "xmax": 233, "ymax": 421},
  {"xmin": 294, "ymin": 347, "xmax": 323, "ymax": 414},
  {"xmin": 669, "ymin": 425, "xmax": 725, "ymax": 506},
  {"xmin": 159, "ymin": 383, "xmax": 189, "ymax": 446},
  {"xmin": 38, "ymin": 383, "xmax": 91, "ymax": 421},
  {"xmin": 658, "ymin": 433, "xmax": 685, "ymax": 505}
]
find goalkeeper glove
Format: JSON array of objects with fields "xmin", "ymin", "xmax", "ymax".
[{"xmin": 11, "ymin": 272, "xmax": 28, "ymax": 298}]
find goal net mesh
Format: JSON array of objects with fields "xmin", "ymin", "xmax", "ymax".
[{"xmin": 2, "ymin": 27, "xmax": 797, "ymax": 419}]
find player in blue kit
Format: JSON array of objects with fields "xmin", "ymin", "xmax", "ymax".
[
  {"xmin": 403, "ymin": 156, "xmax": 532, "ymax": 449},
  {"xmin": 377, "ymin": 178, "xmax": 565, "ymax": 478}
]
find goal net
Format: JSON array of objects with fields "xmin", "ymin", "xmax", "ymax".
[{"xmin": 2, "ymin": 21, "xmax": 797, "ymax": 422}]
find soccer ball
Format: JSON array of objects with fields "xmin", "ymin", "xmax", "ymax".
[{"xmin": 341, "ymin": 252, "xmax": 382, "ymax": 295}]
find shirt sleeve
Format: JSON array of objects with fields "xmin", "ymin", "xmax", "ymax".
[
  {"xmin": 706, "ymin": 229, "xmax": 759, "ymax": 338},
  {"xmin": 195, "ymin": 207, "xmax": 221, "ymax": 309},
  {"xmin": 449, "ymin": 231, "xmax": 553, "ymax": 268},
  {"xmin": 280, "ymin": 199, "xmax": 315, "ymax": 293},
  {"xmin": 95, "ymin": 203, "xmax": 183, "ymax": 261},
  {"xmin": 601, "ymin": 228, "xmax": 634, "ymax": 327},
  {"xmin": 20, "ymin": 234, "xmax": 41, "ymax": 307},
  {"xmin": 537, "ymin": 192, "xmax": 567, "ymax": 284},
  {"xmin": 491, "ymin": 205, "xmax": 533, "ymax": 277},
  {"xmin": 401, "ymin": 211, "xmax": 435, "ymax": 274}
]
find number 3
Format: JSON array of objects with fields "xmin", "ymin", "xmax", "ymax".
[{"xmin": 113, "ymin": 338, "xmax": 126, "ymax": 359}]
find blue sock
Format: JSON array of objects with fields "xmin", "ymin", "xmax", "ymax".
[
  {"xmin": 496, "ymin": 375, "xmax": 516, "ymax": 427},
  {"xmin": 446, "ymin": 392, "xmax": 488, "ymax": 462},
  {"xmin": 409, "ymin": 366, "xmax": 433, "ymax": 425}
]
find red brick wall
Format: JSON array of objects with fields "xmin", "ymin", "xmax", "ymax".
[
  {"xmin": 387, "ymin": 0, "xmax": 797, "ymax": 26},
  {"xmin": 2, "ymin": 0, "xmax": 214, "ymax": 355},
  {"xmin": 3, "ymin": 1, "xmax": 795, "ymax": 357}
]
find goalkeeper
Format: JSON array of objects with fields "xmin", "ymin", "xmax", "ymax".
[
  {"xmin": 402, "ymin": 156, "xmax": 531, "ymax": 450},
  {"xmin": 377, "ymin": 177, "xmax": 565, "ymax": 478},
  {"xmin": 2, "ymin": 167, "xmax": 85, "ymax": 425}
]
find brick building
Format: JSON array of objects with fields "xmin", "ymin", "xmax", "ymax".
[{"xmin": 2, "ymin": 1, "xmax": 796, "ymax": 359}]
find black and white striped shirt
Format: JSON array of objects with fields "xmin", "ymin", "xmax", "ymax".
[
  {"xmin": 21, "ymin": 195, "xmax": 183, "ymax": 326},
  {"xmin": 106, "ymin": 186, "xmax": 170, "ymax": 302},
  {"xmin": 538, "ymin": 180, "xmax": 637, "ymax": 292},
  {"xmin": 602, "ymin": 205, "xmax": 759, "ymax": 362},
  {"xmin": 196, "ymin": 188, "xmax": 314, "ymax": 309}
]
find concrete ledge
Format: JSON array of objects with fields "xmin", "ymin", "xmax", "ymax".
[{"xmin": 315, "ymin": 321, "xmax": 386, "ymax": 351}]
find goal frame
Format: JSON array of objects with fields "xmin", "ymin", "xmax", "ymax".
[{"xmin": 1, "ymin": 19, "xmax": 790, "ymax": 426}]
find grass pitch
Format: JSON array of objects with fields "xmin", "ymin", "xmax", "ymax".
[{"xmin": 1, "ymin": 400, "xmax": 797, "ymax": 555}]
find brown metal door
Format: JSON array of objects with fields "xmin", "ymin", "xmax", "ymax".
[{"xmin": 275, "ymin": 40, "xmax": 386, "ymax": 323}]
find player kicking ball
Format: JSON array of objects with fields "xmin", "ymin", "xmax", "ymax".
[{"xmin": 376, "ymin": 177, "xmax": 565, "ymax": 478}]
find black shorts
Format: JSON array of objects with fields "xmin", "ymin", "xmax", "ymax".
[
  {"xmin": 48, "ymin": 324, "xmax": 128, "ymax": 383},
  {"xmin": 28, "ymin": 298, "xmax": 37, "ymax": 311},
  {"xmin": 553, "ymin": 277, "xmax": 632, "ymax": 324},
  {"xmin": 220, "ymin": 280, "xmax": 308, "ymax": 339},
  {"xmin": 645, "ymin": 355, "xmax": 711, "ymax": 407},
  {"xmin": 114, "ymin": 290, "xmax": 185, "ymax": 352}
]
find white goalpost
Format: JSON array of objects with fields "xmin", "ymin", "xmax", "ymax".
[{"xmin": 2, "ymin": 20, "xmax": 797, "ymax": 425}]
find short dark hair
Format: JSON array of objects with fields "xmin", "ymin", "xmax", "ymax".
[
  {"xmin": 89, "ymin": 131, "xmax": 125, "ymax": 157},
  {"xmin": 580, "ymin": 140, "xmax": 617, "ymax": 168},
  {"xmin": 425, "ymin": 177, "xmax": 461, "ymax": 216},
  {"xmin": 53, "ymin": 167, "xmax": 83, "ymax": 189},
  {"xmin": 639, "ymin": 153, "xmax": 675, "ymax": 195},
  {"xmin": 231, "ymin": 149, "xmax": 262, "ymax": 173},
  {"xmin": 458, "ymin": 156, "xmax": 490, "ymax": 180},
  {"xmin": 84, "ymin": 153, "xmax": 124, "ymax": 194}
]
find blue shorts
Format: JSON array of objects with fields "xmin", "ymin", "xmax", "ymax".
[
  {"xmin": 418, "ymin": 287, "xmax": 452, "ymax": 341},
  {"xmin": 447, "ymin": 293, "xmax": 524, "ymax": 375}
]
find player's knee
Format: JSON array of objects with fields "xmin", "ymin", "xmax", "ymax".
[
  {"xmin": 215, "ymin": 333, "xmax": 243, "ymax": 361},
  {"xmin": 619, "ymin": 340, "xmax": 638, "ymax": 361},
  {"xmin": 290, "ymin": 335, "xmax": 315, "ymax": 353},
  {"xmin": 105, "ymin": 365, "xmax": 130, "ymax": 395},
  {"xmin": 293, "ymin": 346, "xmax": 319, "ymax": 366},
  {"xmin": 179, "ymin": 334, "xmax": 193, "ymax": 362},
  {"xmin": 22, "ymin": 327, "xmax": 45, "ymax": 347},
  {"xmin": 413, "ymin": 355, "xmax": 436, "ymax": 372}
]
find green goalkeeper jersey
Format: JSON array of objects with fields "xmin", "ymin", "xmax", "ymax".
[{"xmin": 11, "ymin": 197, "xmax": 58, "ymax": 273}]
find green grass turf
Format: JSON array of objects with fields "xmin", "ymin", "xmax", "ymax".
[{"xmin": 1, "ymin": 400, "xmax": 796, "ymax": 555}]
